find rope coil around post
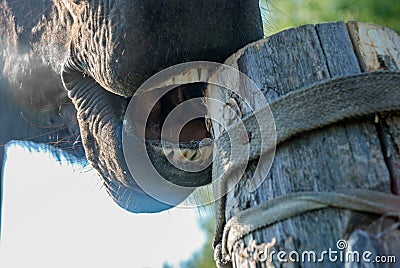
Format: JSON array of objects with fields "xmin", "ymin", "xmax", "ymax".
[{"xmin": 212, "ymin": 71, "xmax": 400, "ymax": 267}]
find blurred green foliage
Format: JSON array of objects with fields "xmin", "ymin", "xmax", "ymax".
[
  {"xmin": 162, "ymin": 208, "xmax": 216, "ymax": 268},
  {"xmin": 263, "ymin": 0, "xmax": 400, "ymax": 34},
  {"xmin": 179, "ymin": 213, "xmax": 216, "ymax": 268}
]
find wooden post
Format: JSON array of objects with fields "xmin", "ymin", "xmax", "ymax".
[{"xmin": 208, "ymin": 22, "xmax": 400, "ymax": 267}]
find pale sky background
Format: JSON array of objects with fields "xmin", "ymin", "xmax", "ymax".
[{"xmin": 0, "ymin": 141, "xmax": 206, "ymax": 268}]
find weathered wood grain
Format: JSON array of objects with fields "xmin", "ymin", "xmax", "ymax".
[
  {"xmin": 208, "ymin": 22, "xmax": 400, "ymax": 267},
  {"xmin": 347, "ymin": 21, "xmax": 400, "ymax": 261}
]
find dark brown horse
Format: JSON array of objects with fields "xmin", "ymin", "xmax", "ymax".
[{"xmin": 0, "ymin": 0, "xmax": 264, "ymax": 220}]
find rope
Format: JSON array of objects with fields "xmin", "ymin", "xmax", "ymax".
[
  {"xmin": 212, "ymin": 71, "xmax": 400, "ymax": 267},
  {"xmin": 214, "ymin": 71, "xmax": 400, "ymax": 184},
  {"xmin": 217, "ymin": 190, "xmax": 400, "ymax": 265}
]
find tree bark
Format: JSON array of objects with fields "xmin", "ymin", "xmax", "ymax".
[{"xmin": 208, "ymin": 22, "xmax": 400, "ymax": 267}]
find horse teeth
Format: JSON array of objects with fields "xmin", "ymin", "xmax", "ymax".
[
  {"xmin": 200, "ymin": 146, "xmax": 213, "ymax": 160},
  {"xmin": 163, "ymin": 148, "xmax": 173, "ymax": 157},
  {"xmin": 190, "ymin": 149, "xmax": 201, "ymax": 161},
  {"xmin": 173, "ymin": 149, "xmax": 188, "ymax": 163},
  {"xmin": 153, "ymin": 144, "xmax": 213, "ymax": 164},
  {"xmin": 183, "ymin": 149, "xmax": 197, "ymax": 160}
]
